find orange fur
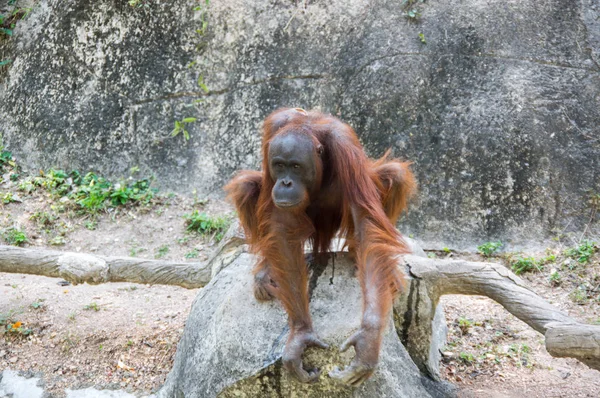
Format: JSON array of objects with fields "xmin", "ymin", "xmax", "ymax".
[{"xmin": 224, "ymin": 108, "xmax": 416, "ymax": 331}]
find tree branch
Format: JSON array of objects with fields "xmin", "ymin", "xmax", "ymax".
[{"xmin": 401, "ymin": 255, "xmax": 600, "ymax": 373}]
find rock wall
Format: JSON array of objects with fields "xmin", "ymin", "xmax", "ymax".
[{"xmin": 1, "ymin": 0, "xmax": 599, "ymax": 248}]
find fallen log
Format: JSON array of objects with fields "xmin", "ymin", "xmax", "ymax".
[
  {"xmin": 0, "ymin": 223, "xmax": 246, "ymax": 288},
  {"xmin": 0, "ymin": 245, "xmax": 212, "ymax": 288},
  {"xmin": 399, "ymin": 255, "xmax": 600, "ymax": 377}
]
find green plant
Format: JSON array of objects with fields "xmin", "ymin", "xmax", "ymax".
[
  {"xmin": 4, "ymin": 321, "xmax": 32, "ymax": 336},
  {"xmin": 49, "ymin": 235, "xmax": 66, "ymax": 246},
  {"xmin": 549, "ymin": 269, "xmax": 561, "ymax": 286},
  {"xmin": 185, "ymin": 248, "xmax": 200, "ymax": 259},
  {"xmin": 177, "ymin": 236, "xmax": 190, "ymax": 245},
  {"xmin": 26, "ymin": 169, "xmax": 156, "ymax": 214},
  {"xmin": 418, "ymin": 32, "xmax": 426, "ymax": 43},
  {"xmin": 511, "ymin": 256, "xmax": 541, "ymax": 275},
  {"xmin": 564, "ymin": 240, "xmax": 597, "ymax": 264},
  {"xmin": 0, "ymin": 310, "xmax": 15, "ymax": 326},
  {"xmin": 130, "ymin": 246, "xmax": 145, "ymax": 257},
  {"xmin": 405, "ymin": 8, "xmax": 421, "ymax": 19},
  {"xmin": 539, "ymin": 253, "xmax": 557, "ymax": 265},
  {"xmin": 30, "ymin": 299, "xmax": 46, "ymax": 310},
  {"xmin": 0, "ymin": 147, "xmax": 15, "ymax": 175},
  {"xmin": 0, "ymin": 14, "xmax": 13, "ymax": 37},
  {"xmin": 2, "ymin": 192, "xmax": 16, "ymax": 204},
  {"xmin": 84, "ymin": 302, "xmax": 100, "ymax": 311},
  {"xmin": 155, "ymin": 245, "xmax": 169, "ymax": 259},
  {"xmin": 0, "ymin": 59, "xmax": 11, "ymax": 67},
  {"xmin": 570, "ymin": 287, "xmax": 588, "ymax": 304},
  {"xmin": 17, "ymin": 177, "xmax": 34, "ymax": 193},
  {"xmin": 458, "ymin": 317, "xmax": 473, "ymax": 334},
  {"xmin": 194, "ymin": 0, "xmax": 210, "ymax": 35},
  {"xmin": 197, "ymin": 75, "xmax": 209, "ymax": 93},
  {"xmin": 128, "ymin": 0, "xmax": 148, "ymax": 7},
  {"xmin": 459, "ymin": 352, "xmax": 475, "ymax": 364},
  {"xmin": 84, "ymin": 220, "xmax": 97, "ymax": 230},
  {"xmin": 184, "ymin": 210, "xmax": 230, "ymax": 241},
  {"xmin": 477, "ymin": 241, "xmax": 503, "ymax": 257},
  {"xmin": 1, "ymin": 310, "xmax": 32, "ymax": 336},
  {"xmin": 171, "ymin": 117, "xmax": 197, "ymax": 141},
  {"xmin": 3, "ymin": 226, "xmax": 27, "ymax": 246},
  {"xmin": 30, "ymin": 211, "xmax": 58, "ymax": 227}
]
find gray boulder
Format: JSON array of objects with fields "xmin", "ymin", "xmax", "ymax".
[
  {"xmin": 1, "ymin": 0, "xmax": 599, "ymax": 248},
  {"xmin": 158, "ymin": 251, "xmax": 454, "ymax": 397}
]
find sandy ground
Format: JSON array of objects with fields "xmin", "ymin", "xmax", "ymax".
[{"xmin": 0, "ymin": 186, "xmax": 599, "ymax": 397}]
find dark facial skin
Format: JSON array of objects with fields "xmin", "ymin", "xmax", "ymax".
[{"xmin": 268, "ymin": 133, "xmax": 318, "ymax": 209}]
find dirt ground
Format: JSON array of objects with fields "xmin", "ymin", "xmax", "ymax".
[{"xmin": 1, "ymin": 184, "xmax": 599, "ymax": 397}]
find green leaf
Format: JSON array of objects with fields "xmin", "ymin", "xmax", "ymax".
[
  {"xmin": 0, "ymin": 59, "xmax": 11, "ymax": 66},
  {"xmin": 1, "ymin": 28, "xmax": 13, "ymax": 36},
  {"xmin": 183, "ymin": 129, "xmax": 190, "ymax": 141},
  {"xmin": 182, "ymin": 117, "xmax": 197, "ymax": 123},
  {"xmin": 175, "ymin": 120, "xmax": 182, "ymax": 128},
  {"xmin": 171, "ymin": 127, "xmax": 180, "ymax": 137},
  {"xmin": 197, "ymin": 76, "xmax": 209, "ymax": 93}
]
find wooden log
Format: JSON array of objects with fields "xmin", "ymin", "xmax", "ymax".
[
  {"xmin": 0, "ymin": 245, "xmax": 212, "ymax": 288},
  {"xmin": 545, "ymin": 322, "xmax": 600, "ymax": 370},
  {"xmin": 0, "ymin": 221, "xmax": 247, "ymax": 288},
  {"xmin": 402, "ymin": 255, "xmax": 600, "ymax": 372}
]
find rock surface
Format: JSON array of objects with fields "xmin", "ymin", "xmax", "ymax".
[
  {"xmin": 158, "ymin": 251, "xmax": 454, "ymax": 397},
  {"xmin": 1, "ymin": 0, "xmax": 599, "ymax": 248}
]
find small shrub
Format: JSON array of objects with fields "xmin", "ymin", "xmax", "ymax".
[
  {"xmin": 2, "ymin": 192, "xmax": 17, "ymax": 204},
  {"xmin": 477, "ymin": 241, "xmax": 503, "ymax": 257},
  {"xmin": 4, "ymin": 321, "xmax": 33, "ymax": 336},
  {"xmin": 3, "ymin": 226, "xmax": 27, "ymax": 246},
  {"xmin": 1, "ymin": 310, "xmax": 32, "ymax": 337},
  {"xmin": 184, "ymin": 210, "xmax": 230, "ymax": 242},
  {"xmin": 511, "ymin": 257, "xmax": 541, "ymax": 275},
  {"xmin": 539, "ymin": 253, "xmax": 557, "ymax": 265},
  {"xmin": 18, "ymin": 178, "xmax": 35, "ymax": 193},
  {"xmin": 24, "ymin": 169, "xmax": 156, "ymax": 214},
  {"xmin": 564, "ymin": 240, "xmax": 597, "ymax": 264},
  {"xmin": 0, "ymin": 148, "xmax": 14, "ymax": 173}
]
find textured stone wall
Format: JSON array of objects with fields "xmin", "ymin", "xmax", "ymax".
[{"xmin": 1, "ymin": 0, "xmax": 599, "ymax": 248}]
